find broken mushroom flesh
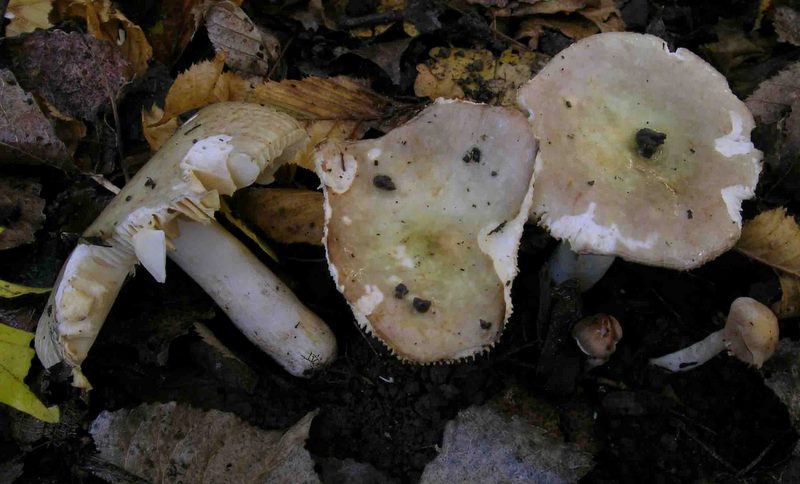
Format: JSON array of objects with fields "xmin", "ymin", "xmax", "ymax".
[
  {"xmin": 518, "ymin": 32, "xmax": 762, "ymax": 270},
  {"xmin": 36, "ymin": 102, "xmax": 336, "ymax": 387},
  {"xmin": 316, "ymin": 100, "xmax": 536, "ymax": 362}
]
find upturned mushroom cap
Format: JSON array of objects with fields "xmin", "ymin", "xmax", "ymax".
[
  {"xmin": 36, "ymin": 102, "xmax": 308, "ymax": 385},
  {"xmin": 316, "ymin": 100, "xmax": 536, "ymax": 362},
  {"xmin": 518, "ymin": 32, "xmax": 763, "ymax": 270},
  {"xmin": 723, "ymin": 297, "xmax": 779, "ymax": 368}
]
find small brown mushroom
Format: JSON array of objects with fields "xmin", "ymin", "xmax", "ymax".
[
  {"xmin": 572, "ymin": 314, "xmax": 623, "ymax": 367},
  {"xmin": 650, "ymin": 297, "xmax": 779, "ymax": 372}
]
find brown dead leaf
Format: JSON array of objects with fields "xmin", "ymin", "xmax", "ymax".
[
  {"xmin": 774, "ymin": 273, "xmax": 800, "ymax": 319},
  {"xmin": 4, "ymin": 0, "xmax": 52, "ymax": 37},
  {"xmin": 737, "ymin": 208, "xmax": 800, "ymax": 277},
  {"xmin": 55, "ymin": 0, "xmax": 154, "ymax": 78},
  {"xmin": 237, "ymin": 188, "xmax": 325, "ymax": 246},
  {"xmin": 147, "ymin": 0, "xmax": 243, "ymax": 65},
  {"xmin": 775, "ymin": 5, "xmax": 800, "ymax": 46},
  {"xmin": 577, "ymin": 0, "xmax": 624, "ymax": 32},
  {"xmin": 516, "ymin": 16, "xmax": 599, "ymax": 49},
  {"xmin": 415, "ymin": 47, "xmax": 549, "ymax": 106},
  {"xmin": 141, "ymin": 105, "xmax": 178, "ymax": 151},
  {"xmin": 293, "ymin": 120, "xmax": 370, "ymax": 170},
  {"xmin": 155, "ymin": 53, "xmax": 226, "ymax": 126},
  {"xmin": 702, "ymin": 19, "xmax": 770, "ymax": 76},
  {"xmin": 205, "ymin": 1, "xmax": 279, "ymax": 78},
  {"xmin": 8, "ymin": 29, "xmax": 128, "ymax": 120},
  {"xmin": 0, "ymin": 69, "xmax": 71, "ymax": 169},
  {"xmin": 0, "ymin": 178, "xmax": 45, "ymax": 250},
  {"xmin": 746, "ymin": 62, "xmax": 800, "ymax": 155},
  {"xmin": 90, "ymin": 402, "xmax": 320, "ymax": 483},
  {"xmin": 512, "ymin": 0, "xmax": 589, "ymax": 16}
]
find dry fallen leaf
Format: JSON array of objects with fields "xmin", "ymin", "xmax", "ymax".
[
  {"xmin": 414, "ymin": 47, "xmax": 549, "ymax": 106},
  {"xmin": 0, "ymin": 178, "xmax": 45, "ymax": 250},
  {"xmin": 773, "ymin": 273, "xmax": 800, "ymax": 319},
  {"xmin": 419, "ymin": 404, "xmax": 593, "ymax": 483},
  {"xmin": 90, "ymin": 402, "xmax": 320, "ymax": 483},
  {"xmin": 4, "ymin": 0, "xmax": 52, "ymax": 37},
  {"xmin": 55, "ymin": 0, "xmax": 154, "ymax": 77},
  {"xmin": 516, "ymin": 15, "xmax": 599, "ymax": 49},
  {"xmin": 155, "ymin": 53, "xmax": 227, "ymax": 126},
  {"xmin": 0, "ymin": 280, "xmax": 50, "ymax": 299},
  {"xmin": 205, "ymin": 1, "xmax": 280, "ymax": 78},
  {"xmin": 737, "ymin": 208, "xmax": 800, "ymax": 277},
  {"xmin": 746, "ymin": 62, "xmax": 800, "ymax": 156},
  {"xmin": 8, "ymin": 29, "xmax": 128, "ymax": 120},
  {"xmin": 774, "ymin": 5, "xmax": 800, "ymax": 46},
  {"xmin": 237, "ymin": 188, "xmax": 325, "ymax": 246},
  {"xmin": 0, "ymin": 69, "xmax": 71, "ymax": 169},
  {"xmin": 141, "ymin": 105, "xmax": 178, "ymax": 151},
  {"xmin": 218, "ymin": 198, "xmax": 278, "ymax": 262}
]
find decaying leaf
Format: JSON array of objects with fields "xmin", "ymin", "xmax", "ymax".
[
  {"xmin": 219, "ymin": 198, "xmax": 278, "ymax": 262},
  {"xmin": 205, "ymin": 1, "xmax": 280, "ymax": 78},
  {"xmin": 293, "ymin": 120, "xmax": 371, "ymax": 170},
  {"xmin": 351, "ymin": 38, "xmax": 413, "ymax": 86},
  {"xmin": 147, "ymin": 0, "xmax": 243, "ymax": 64},
  {"xmin": 414, "ymin": 47, "xmax": 549, "ymax": 106},
  {"xmin": 317, "ymin": 457, "xmax": 398, "ymax": 484},
  {"xmin": 236, "ymin": 188, "xmax": 325, "ymax": 246},
  {"xmin": 0, "ymin": 69, "xmax": 71, "ymax": 169},
  {"xmin": 746, "ymin": 62, "xmax": 800, "ymax": 155},
  {"xmin": 419, "ymin": 404, "xmax": 593, "ymax": 483},
  {"xmin": 55, "ymin": 0, "xmax": 154, "ymax": 77},
  {"xmin": 516, "ymin": 15, "xmax": 599, "ymax": 49},
  {"xmin": 156, "ymin": 53, "xmax": 227, "ymax": 126},
  {"xmin": 141, "ymin": 105, "xmax": 178, "ymax": 151},
  {"xmin": 737, "ymin": 208, "xmax": 800, "ymax": 277},
  {"xmin": 577, "ymin": 0, "xmax": 625, "ymax": 32},
  {"xmin": 90, "ymin": 402, "xmax": 320, "ymax": 483},
  {"xmin": 8, "ymin": 29, "xmax": 129, "ymax": 120},
  {"xmin": 4, "ymin": 0, "xmax": 52, "ymax": 37},
  {"xmin": 774, "ymin": 5, "xmax": 800, "ymax": 46},
  {"xmin": 763, "ymin": 339, "xmax": 800, "ymax": 430},
  {"xmin": 0, "ymin": 178, "xmax": 46, "ymax": 250},
  {"xmin": 191, "ymin": 322, "xmax": 258, "ymax": 392},
  {"xmin": 0, "ymin": 280, "xmax": 50, "ymax": 299},
  {"xmin": 0, "ymin": 323, "xmax": 59, "ymax": 423},
  {"xmin": 701, "ymin": 19, "xmax": 770, "ymax": 76},
  {"xmin": 773, "ymin": 273, "xmax": 800, "ymax": 319}
]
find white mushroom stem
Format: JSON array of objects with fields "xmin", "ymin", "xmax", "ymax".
[
  {"xmin": 169, "ymin": 219, "xmax": 337, "ymax": 376},
  {"xmin": 548, "ymin": 240, "xmax": 615, "ymax": 292},
  {"xmin": 648, "ymin": 330, "xmax": 725, "ymax": 372}
]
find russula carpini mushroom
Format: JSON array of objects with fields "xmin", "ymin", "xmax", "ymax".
[
  {"xmin": 572, "ymin": 313, "xmax": 622, "ymax": 368},
  {"xmin": 650, "ymin": 297, "xmax": 779, "ymax": 372},
  {"xmin": 315, "ymin": 100, "xmax": 536, "ymax": 362},
  {"xmin": 36, "ymin": 102, "xmax": 336, "ymax": 388},
  {"xmin": 518, "ymin": 32, "xmax": 762, "ymax": 272}
]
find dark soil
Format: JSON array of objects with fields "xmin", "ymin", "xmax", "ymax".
[{"xmin": 1, "ymin": 0, "xmax": 799, "ymax": 483}]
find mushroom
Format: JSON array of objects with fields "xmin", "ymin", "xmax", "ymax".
[
  {"xmin": 649, "ymin": 297, "xmax": 779, "ymax": 372},
  {"xmin": 36, "ymin": 102, "xmax": 336, "ymax": 388},
  {"xmin": 315, "ymin": 99, "xmax": 536, "ymax": 362},
  {"xmin": 518, "ymin": 32, "xmax": 762, "ymax": 276},
  {"xmin": 572, "ymin": 313, "xmax": 623, "ymax": 368}
]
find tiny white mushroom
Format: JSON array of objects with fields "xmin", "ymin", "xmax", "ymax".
[
  {"xmin": 36, "ymin": 102, "xmax": 336, "ymax": 387},
  {"xmin": 649, "ymin": 297, "xmax": 779, "ymax": 372}
]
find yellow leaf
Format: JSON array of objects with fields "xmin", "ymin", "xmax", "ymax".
[
  {"xmin": 0, "ymin": 323, "xmax": 59, "ymax": 423},
  {"xmin": 0, "ymin": 280, "xmax": 50, "ymax": 298},
  {"xmin": 773, "ymin": 273, "xmax": 800, "ymax": 319},
  {"xmin": 141, "ymin": 105, "xmax": 178, "ymax": 151},
  {"xmin": 155, "ymin": 54, "xmax": 227, "ymax": 126},
  {"xmin": 414, "ymin": 47, "xmax": 547, "ymax": 106},
  {"xmin": 219, "ymin": 198, "xmax": 278, "ymax": 262},
  {"xmin": 236, "ymin": 188, "xmax": 325, "ymax": 246},
  {"xmin": 5, "ymin": 0, "xmax": 53, "ymax": 37},
  {"xmin": 737, "ymin": 208, "xmax": 800, "ymax": 277}
]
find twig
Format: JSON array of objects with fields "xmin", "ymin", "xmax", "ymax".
[
  {"xmin": 267, "ymin": 36, "xmax": 294, "ymax": 80},
  {"xmin": 736, "ymin": 440, "xmax": 776, "ymax": 477},
  {"xmin": 678, "ymin": 422, "xmax": 737, "ymax": 473}
]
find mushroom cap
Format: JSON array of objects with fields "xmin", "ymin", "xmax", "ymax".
[
  {"xmin": 572, "ymin": 313, "xmax": 623, "ymax": 360},
  {"xmin": 517, "ymin": 32, "xmax": 763, "ymax": 270},
  {"xmin": 316, "ymin": 100, "xmax": 536, "ymax": 362},
  {"xmin": 722, "ymin": 297, "xmax": 779, "ymax": 368}
]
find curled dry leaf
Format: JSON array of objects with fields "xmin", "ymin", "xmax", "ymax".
[
  {"xmin": 0, "ymin": 178, "xmax": 45, "ymax": 250},
  {"xmin": 205, "ymin": 0, "xmax": 280, "ymax": 78},
  {"xmin": 237, "ymin": 188, "xmax": 325, "ymax": 246},
  {"xmin": 90, "ymin": 402, "xmax": 320, "ymax": 483},
  {"xmin": 414, "ymin": 47, "xmax": 549, "ymax": 106},
  {"xmin": 0, "ymin": 69, "xmax": 71, "ymax": 169},
  {"xmin": 4, "ymin": 0, "xmax": 52, "ymax": 37},
  {"xmin": 141, "ymin": 105, "xmax": 178, "ymax": 151},
  {"xmin": 419, "ymin": 405, "xmax": 593, "ymax": 483},
  {"xmin": 55, "ymin": 0, "xmax": 154, "ymax": 77},
  {"xmin": 8, "ymin": 30, "xmax": 128, "ymax": 120},
  {"xmin": 155, "ymin": 53, "xmax": 227, "ymax": 126},
  {"xmin": 737, "ymin": 208, "xmax": 800, "ymax": 277}
]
